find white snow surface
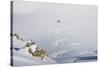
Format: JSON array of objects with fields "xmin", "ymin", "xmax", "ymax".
[{"xmin": 12, "ymin": 35, "xmax": 56, "ymax": 66}]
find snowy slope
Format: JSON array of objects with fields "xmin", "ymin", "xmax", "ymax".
[
  {"xmin": 12, "ymin": 34, "xmax": 56, "ymax": 66},
  {"xmin": 13, "ymin": 49, "xmax": 56, "ymax": 66},
  {"xmin": 49, "ymin": 49, "xmax": 97, "ymax": 63}
]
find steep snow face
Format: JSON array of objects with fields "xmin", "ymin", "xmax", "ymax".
[
  {"xmin": 13, "ymin": 49, "xmax": 56, "ymax": 66},
  {"xmin": 12, "ymin": 34, "xmax": 57, "ymax": 66},
  {"xmin": 12, "ymin": 31, "xmax": 97, "ymax": 66}
]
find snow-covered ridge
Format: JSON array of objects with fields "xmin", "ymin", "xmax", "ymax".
[{"xmin": 12, "ymin": 33, "xmax": 56, "ymax": 66}]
